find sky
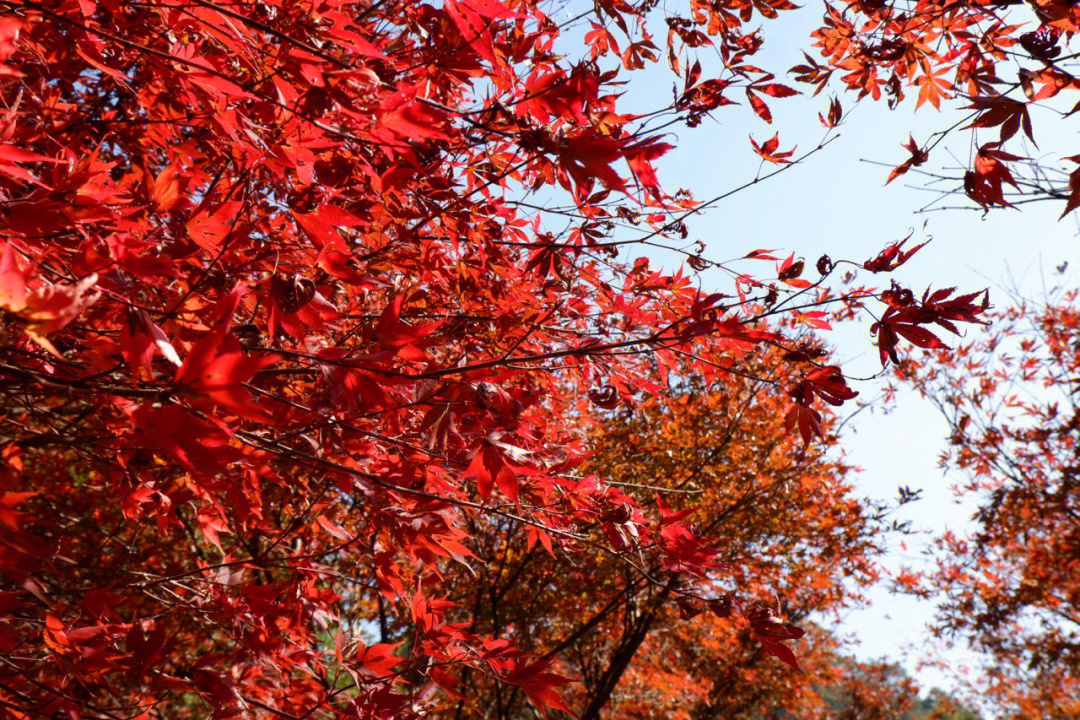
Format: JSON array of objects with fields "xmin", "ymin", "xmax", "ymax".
[{"xmin": 553, "ymin": 0, "xmax": 1080, "ymax": 700}]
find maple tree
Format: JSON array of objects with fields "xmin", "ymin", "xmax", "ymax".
[
  {"xmin": 0, "ymin": 0, "xmax": 1001, "ymax": 718},
  {"xmin": 422, "ymin": 361, "xmax": 883, "ymax": 719},
  {"xmin": 898, "ymin": 285, "xmax": 1080, "ymax": 719},
  {"xmin": 565, "ymin": 372, "xmax": 978, "ymax": 720}
]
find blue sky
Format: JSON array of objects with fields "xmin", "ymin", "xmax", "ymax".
[{"xmin": 561, "ymin": 0, "xmax": 1080, "ymax": 698}]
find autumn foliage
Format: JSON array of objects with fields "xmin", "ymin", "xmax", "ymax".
[
  {"xmin": 901, "ymin": 288, "xmax": 1080, "ymax": 718},
  {"xmin": 422, "ymin": 362, "xmax": 889, "ymax": 718},
  {"xmin": 814, "ymin": 0, "xmax": 1080, "ymax": 214},
  {"xmin": 0, "ymin": 0, "xmax": 1026, "ymax": 717}
]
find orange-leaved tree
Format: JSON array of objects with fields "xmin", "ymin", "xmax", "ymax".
[
  {"xmin": 900, "ymin": 285, "xmax": 1080, "ymax": 718},
  {"xmin": 417, "ymin": 352, "xmax": 921, "ymax": 719}
]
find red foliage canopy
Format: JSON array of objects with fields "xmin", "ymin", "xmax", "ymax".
[{"xmin": 0, "ymin": 0, "xmax": 995, "ymax": 718}]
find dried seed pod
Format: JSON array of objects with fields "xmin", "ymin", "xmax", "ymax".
[
  {"xmin": 708, "ymin": 594, "xmax": 733, "ymax": 619},
  {"xmin": 271, "ymin": 274, "xmax": 316, "ymax": 315}
]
